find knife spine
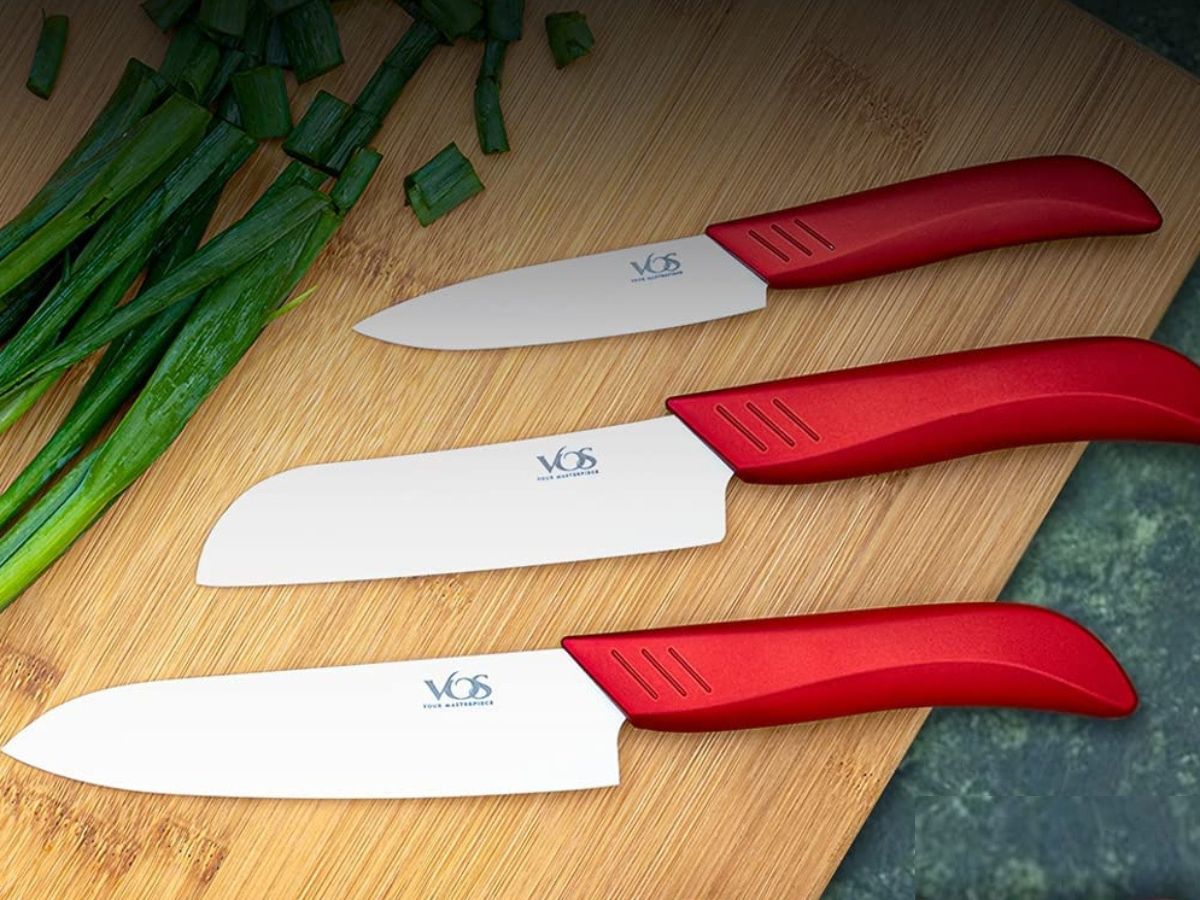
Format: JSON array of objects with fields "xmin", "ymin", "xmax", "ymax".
[
  {"xmin": 705, "ymin": 155, "xmax": 1160, "ymax": 289},
  {"xmin": 666, "ymin": 337, "xmax": 1200, "ymax": 485},
  {"xmin": 562, "ymin": 602, "xmax": 1137, "ymax": 733}
]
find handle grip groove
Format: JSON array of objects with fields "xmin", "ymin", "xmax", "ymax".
[
  {"xmin": 705, "ymin": 156, "xmax": 1161, "ymax": 289},
  {"xmin": 563, "ymin": 603, "xmax": 1136, "ymax": 732},
  {"xmin": 666, "ymin": 337, "xmax": 1200, "ymax": 484}
]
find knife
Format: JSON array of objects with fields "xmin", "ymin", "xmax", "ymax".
[
  {"xmin": 1, "ymin": 603, "xmax": 1136, "ymax": 799},
  {"xmin": 353, "ymin": 156, "xmax": 1161, "ymax": 350},
  {"xmin": 198, "ymin": 337, "xmax": 1200, "ymax": 587}
]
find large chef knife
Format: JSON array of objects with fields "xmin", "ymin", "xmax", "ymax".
[
  {"xmin": 354, "ymin": 156, "xmax": 1161, "ymax": 350},
  {"xmin": 198, "ymin": 337, "xmax": 1200, "ymax": 587},
  {"xmin": 2, "ymin": 603, "xmax": 1135, "ymax": 799}
]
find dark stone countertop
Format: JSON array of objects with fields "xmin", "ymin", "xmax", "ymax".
[{"xmin": 825, "ymin": 3, "xmax": 1200, "ymax": 897}]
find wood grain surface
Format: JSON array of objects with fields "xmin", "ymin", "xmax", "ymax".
[{"xmin": 1, "ymin": 1, "xmax": 1198, "ymax": 897}]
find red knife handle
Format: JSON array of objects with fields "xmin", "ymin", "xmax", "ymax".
[
  {"xmin": 704, "ymin": 156, "xmax": 1161, "ymax": 289},
  {"xmin": 666, "ymin": 337, "xmax": 1200, "ymax": 485},
  {"xmin": 562, "ymin": 603, "xmax": 1136, "ymax": 732}
]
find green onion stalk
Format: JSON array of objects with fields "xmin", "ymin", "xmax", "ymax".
[
  {"xmin": 0, "ymin": 151, "xmax": 381, "ymax": 610},
  {"xmin": 0, "ymin": 183, "xmax": 329, "ymax": 399}
]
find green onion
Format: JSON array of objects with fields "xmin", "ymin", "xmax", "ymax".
[
  {"xmin": 283, "ymin": 90, "xmax": 352, "ymax": 165},
  {"xmin": 263, "ymin": 0, "xmax": 309, "ymax": 13},
  {"xmin": 141, "ymin": 0, "xmax": 198, "ymax": 32},
  {"xmin": 0, "ymin": 193, "xmax": 222, "ymax": 532},
  {"xmin": 242, "ymin": 1, "xmax": 272, "ymax": 61},
  {"xmin": 216, "ymin": 87, "xmax": 243, "ymax": 126},
  {"xmin": 486, "ymin": 0, "xmax": 522, "ymax": 41},
  {"xmin": 279, "ymin": 0, "xmax": 343, "ymax": 83},
  {"xmin": 0, "ymin": 451, "xmax": 97, "ymax": 571},
  {"xmin": 200, "ymin": 48, "xmax": 248, "ymax": 106},
  {"xmin": 0, "ymin": 121, "xmax": 252, "ymax": 394},
  {"xmin": 419, "ymin": 0, "xmax": 483, "ymax": 40},
  {"xmin": 474, "ymin": 39, "xmax": 508, "ymax": 154},
  {"xmin": 26, "ymin": 13, "xmax": 69, "ymax": 100},
  {"xmin": 197, "ymin": 0, "xmax": 249, "ymax": 38},
  {"xmin": 231, "ymin": 65, "xmax": 293, "ymax": 138},
  {"xmin": 331, "ymin": 147, "xmax": 382, "ymax": 212},
  {"xmin": 0, "ymin": 185, "xmax": 330, "ymax": 397},
  {"xmin": 321, "ymin": 107, "xmax": 380, "ymax": 174},
  {"xmin": 545, "ymin": 11, "xmax": 592, "ymax": 68},
  {"xmin": 265, "ymin": 16, "xmax": 290, "ymax": 67},
  {"xmin": 404, "ymin": 142, "xmax": 483, "ymax": 226},
  {"xmin": 160, "ymin": 23, "xmax": 223, "ymax": 101},
  {"xmin": 0, "ymin": 220, "xmax": 316, "ymax": 607},
  {"xmin": 354, "ymin": 19, "xmax": 440, "ymax": 120},
  {"xmin": 0, "ymin": 267, "xmax": 57, "ymax": 344},
  {"xmin": 0, "ymin": 247, "xmax": 145, "ymax": 437},
  {"xmin": 0, "ymin": 61, "xmax": 167, "ymax": 267},
  {"xmin": 0, "ymin": 93, "xmax": 210, "ymax": 315}
]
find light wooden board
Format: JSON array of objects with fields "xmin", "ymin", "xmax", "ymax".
[{"xmin": 1, "ymin": 1, "xmax": 1198, "ymax": 897}]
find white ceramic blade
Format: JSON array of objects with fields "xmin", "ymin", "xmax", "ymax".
[
  {"xmin": 197, "ymin": 416, "xmax": 733, "ymax": 586},
  {"xmin": 353, "ymin": 234, "xmax": 767, "ymax": 349},
  {"xmin": 2, "ymin": 649, "xmax": 626, "ymax": 799}
]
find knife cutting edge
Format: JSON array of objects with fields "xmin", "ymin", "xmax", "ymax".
[
  {"xmin": 354, "ymin": 156, "xmax": 1161, "ymax": 350},
  {"xmin": 197, "ymin": 337, "xmax": 1200, "ymax": 587},
  {"xmin": 1, "ymin": 602, "xmax": 1136, "ymax": 799}
]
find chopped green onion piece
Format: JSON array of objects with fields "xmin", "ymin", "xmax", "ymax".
[
  {"xmin": 545, "ymin": 11, "xmax": 592, "ymax": 68},
  {"xmin": 262, "ymin": 160, "xmax": 328, "ymax": 199},
  {"xmin": 160, "ymin": 23, "xmax": 223, "ymax": 101},
  {"xmin": 330, "ymin": 147, "xmax": 382, "ymax": 211},
  {"xmin": 480, "ymin": 36, "xmax": 505, "ymax": 80},
  {"xmin": 263, "ymin": 0, "xmax": 309, "ymax": 13},
  {"xmin": 403, "ymin": 142, "xmax": 483, "ymax": 226},
  {"xmin": 200, "ymin": 47, "xmax": 248, "ymax": 106},
  {"xmin": 265, "ymin": 16, "xmax": 291, "ymax": 68},
  {"xmin": 279, "ymin": 0, "xmax": 344, "ymax": 83},
  {"xmin": 242, "ymin": 1, "xmax": 272, "ymax": 61},
  {"xmin": 141, "ymin": 0, "xmax": 198, "ymax": 31},
  {"xmin": 474, "ymin": 72, "xmax": 508, "ymax": 154},
  {"xmin": 0, "ymin": 93, "xmax": 210, "ymax": 316},
  {"xmin": 283, "ymin": 90, "xmax": 352, "ymax": 165},
  {"xmin": 419, "ymin": 0, "xmax": 483, "ymax": 40},
  {"xmin": 321, "ymin": 107, "xmax": 380, "ymax": 174},
  {"xmin": 354, "ymin": 19, "xmax": 440, "ymax": 119},
  {"xmin": 197, "ymin": 0, "xmax": 249, "ymax": 38},
  {"xmin": 486, "ymin": 0, "xmax": 522, "ymax": 41},
  {"xmin": 26, "ymin": 13, "xmax": 69, "ymax": 100},
  {"xmin": 216, "ymin": 86, "xmax": 243, "ymax": 126},
  {"xmin": 231, "ymin": 65, "xmax": 293, "ymax": 139}
]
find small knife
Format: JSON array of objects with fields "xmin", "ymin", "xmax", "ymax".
[
  {"xmin": 1, "ymin": 603, "xmax": 1136, "ymax": 799},
  {"xmin": 197, "ymin": 337, "xmax": 1200, "ymax": 587},
  {"xmin": 354, "ymin": 156, "xmax": 1161, "ymax": 350}
]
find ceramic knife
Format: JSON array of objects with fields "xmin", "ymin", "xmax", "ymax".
[
  {"xmin": 354, "ymin": 156, "xmax": 1161, "ymax": 350},
  {"xmin": 197, "ymin": 337, "xmax": 1200, "ymax": 587},
  {"xmin": 1, "ymin": 603, "xmax": 1136, "ymax": 799}
]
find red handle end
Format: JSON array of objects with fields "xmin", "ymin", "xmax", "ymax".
[
  {"xmin": 564, "ymin": 603, "xmax": 1136, "ymax": 733},
  {"xmin": 667, "ymin": 337, "xmax": 1200, "ymax": 485},
  {"xmin": 706, "ymin": 156, "xmax": 1161, "ymax": 289}
]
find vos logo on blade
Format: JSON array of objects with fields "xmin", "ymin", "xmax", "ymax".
[
  {"xmin": 536, "ymin": 447, "xmax": 598, "ymax": 482},
  {"xmin": 629, "ymin": 251, "xmax": 682, "ymax": 283},
  {"xmin": 423, "ymin": 672, "xmax": 493, "ymax": 709}
]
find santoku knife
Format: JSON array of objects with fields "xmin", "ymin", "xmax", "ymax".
[
  {"xmin": 198, "ymin": 337, "xmax": 1200, "ymax": 587},
  {"xmin": 354, "ymin": 156, "xmax": 1161, "ymax": 350},
  {"xmin": 2, "ymin": 603, "xmax": 1136, "ymax": 799}
]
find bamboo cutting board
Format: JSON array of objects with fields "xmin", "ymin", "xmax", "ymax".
[{"xmin": 1, "ymin": 1, "xmax": 1198, "ymax": 897}]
